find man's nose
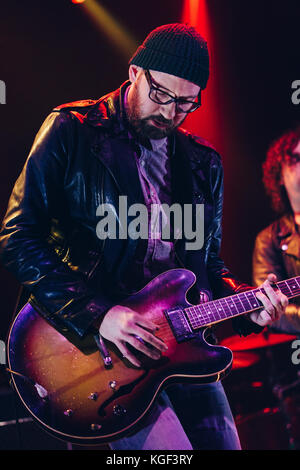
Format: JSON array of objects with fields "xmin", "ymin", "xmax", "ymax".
[{"xmin": 160, "ymin": 102, "xmax": 177, "ymax": 120}]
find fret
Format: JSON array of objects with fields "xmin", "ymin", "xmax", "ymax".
[
  {"xmin": 219, "ymin": 298, "xmax": 231, "ymax": 318},
  {"xmin": 193, "ymin": 306, "xmax": 208, "ymax": 328},
  {"xmin": 237, "ymin": 291, "xmax": 253, "ymax": 312},
  {"xmin": 282, "ymin": 280, "xmax": 294, "ymax": 296},
  {"xmin": 244, "ymin": 290, "xmax": 261, "ymax": 310},
  {"xmin": 186, "ymin": 306, "xmax": 200, "ymax": 325},
  {"xmin": 223, "ymin": 296, "xmax": 239, "ymax": 316},
  {"xmin": 203, "ymin": 302, "xmax": 218, "ymax": 323},
  {"xmin": 196, "ymin": 304, "xmax": 209, "ymax": 322},
  {"xmin": 195, "ymin": 304, "xmax": 207, "ymax": 323},
  {"xmin": 278, "ymin": 277, "xmax": 300, "ymax": 298},
  {"xmin": 277, "ymin": 285, "xmax": 293, "ymax": 297},
  {"xmin": 286, "ymin": 279, "xmax": 300, "ymax": 296},
  {"xmin": 208, "ymin": 300, "xmax": 222, "ymax": 321},
  {"xmin": 294, "ymin": 277, "xmax": 300, "ymax": 290},
  {"xmin": 288, "ymin": 278, "xmax": 300, "ymax": 288},
  {"xmin": 183, "ymin": 275, "xmax": 300, "ymax": 332},
  {"xmin": 232, "ymin": 294, "xmax": 245, "ymax": 315},
  {"xmin": 215, "ymin": 299, "xmax": 227, "ymax": 318},
  {"xmin": 186, "ymin": 305, "xmax": 207, "ymax": 328},
  {"xmin": 198, "ymin": 303, "xmax": 213, "ymax": 326}
]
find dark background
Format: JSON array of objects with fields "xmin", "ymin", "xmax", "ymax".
[{"xmin": 0, "ymin": 0, "xmax": 299, "ymax": 341}]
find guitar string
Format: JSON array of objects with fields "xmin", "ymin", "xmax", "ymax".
[{"xmin": 147, "ymin": 279, "xmax": 300, "ymax": 340}]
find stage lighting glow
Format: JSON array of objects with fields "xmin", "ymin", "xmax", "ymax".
[
  {"xmin": 182, "ymin": 0, "xmax": 200, "ymax": 26},
  {"xmin": 72, "ymin": 0, "xmax": 86, "ymax": 4},
  {"xmin": 81, "ymin": 0, "xmax": 137, "ymax": 58},
  {"xmin": 181, "ymin": 0, "xmax": 216, "ymax": 142}
]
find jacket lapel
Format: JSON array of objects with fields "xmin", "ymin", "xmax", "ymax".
[
  {"xmin": 278, "ymin": 214, "xmax": 300, "ymax": 259},
  {"xmin": 88, "ymin": 82, "xmax": 145, "ymax": 210}
]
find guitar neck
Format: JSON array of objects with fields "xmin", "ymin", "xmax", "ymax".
[{"xmin": 184, "ymin": 276, "xmax": 300, "ymax": 330}]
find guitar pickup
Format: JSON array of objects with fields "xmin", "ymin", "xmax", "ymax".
[{"xmin": 164, "ymin": 308, "xmax": 196, "ymax": 343}]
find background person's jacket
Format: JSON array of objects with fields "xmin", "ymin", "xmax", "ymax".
[{"xmin": 253, "ymin": 213, "xmax": 300, "ymax": 334}]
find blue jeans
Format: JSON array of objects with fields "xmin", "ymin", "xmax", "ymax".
[{"xmin": 109, "ymin": 382, "xmax": 241, "ymax": 450}]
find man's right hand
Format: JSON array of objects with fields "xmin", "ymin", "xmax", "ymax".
[{"xmin": 99, "ymin": 305, "xmax": 168, "ymax": 367}]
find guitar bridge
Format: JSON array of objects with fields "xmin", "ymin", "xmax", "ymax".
[{"xmin": 164, "ymin": 307, "xmax": 196, "ymax": 343}]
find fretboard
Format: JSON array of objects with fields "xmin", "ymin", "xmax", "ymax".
[{"xmin": 184, "ymin": 276, "xmax": 300, "ymax": 330}]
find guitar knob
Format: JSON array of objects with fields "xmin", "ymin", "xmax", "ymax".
[
  {"xmin": 90, "ymin": 423, "xmax": 102, "ymax": 431},
  {"xmin": 113, "ymin": 404, "xmax": 127, "ymax": 416},
  {"xmin": 88, "ymin": 392, "xmax": 98, "ymax": 401},
  {"xmin": 63, "ymin": 409, "xmax": 73, "ymax": 417},
  {"xmin": 109, "ymin": 380, "xmax": 117, "ymax": 390}
]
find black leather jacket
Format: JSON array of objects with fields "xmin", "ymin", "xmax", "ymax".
[
  {"xmin": 253, "ymin": 213, "xmax": 300, "ymax": 334},
  {"xmin": 0, "ymin": 81, "xmax": 261, "ymax": 338}
]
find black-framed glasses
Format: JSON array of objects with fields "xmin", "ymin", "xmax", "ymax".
[{"xmin": 144, "ymin": 69, "xmax": 201, "ymax": 113}]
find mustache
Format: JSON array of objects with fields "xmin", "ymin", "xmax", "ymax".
[{"xmin": 146, "ymin": 115, "xmax": 174, "ymax": 126}]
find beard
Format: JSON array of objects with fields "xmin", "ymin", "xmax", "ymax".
[{"xmin": 126, "ymin": 83, "xmax": 185, "ymax": 140}]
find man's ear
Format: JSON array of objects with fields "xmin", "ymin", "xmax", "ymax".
[{"xmin": 129, "ymin": 65, "xmax": 142, "ymax": 83}]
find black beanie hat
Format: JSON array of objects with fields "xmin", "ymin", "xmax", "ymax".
[{"xmin": 129, "ymin": 23, "xmax": 209, "ymax": 90}]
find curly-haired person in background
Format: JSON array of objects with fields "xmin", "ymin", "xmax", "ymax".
[{"xmin": 253, "ymin": 125, "xmax": 300, "ymax": 334}]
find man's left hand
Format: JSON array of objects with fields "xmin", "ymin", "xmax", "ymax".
[{"xmin": 249, "ymin": 273, "xmax": 288, "ymax": 326}]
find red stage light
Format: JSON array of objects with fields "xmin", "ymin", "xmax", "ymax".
[
  {"xmin": 71, "ymin": 0, "xmax": 86, "ymax": 4},
  {"xmin": 181, "ymin": 1, "xmax": 217, "ymax": 144},
  {"xmin": 251, "ymin": 381, "xmax": 263, "ymax": 388}
]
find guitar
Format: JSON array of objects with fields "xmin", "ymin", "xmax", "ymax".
[{"xmin": 6, "ymin": 268, "xmax": 299, "ymax": 445}]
